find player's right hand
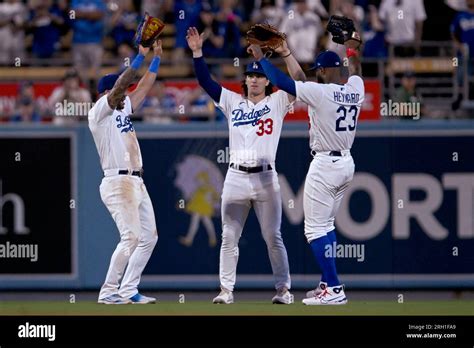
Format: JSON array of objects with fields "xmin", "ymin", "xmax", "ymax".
[
  {"xmin": 274, "ymin": 40, "xmax": 290, "ymax": 56},
  {"xmin": 153, "ymin": 40, "xmax": 163, "ymax": 57},
  {"xmin": 186, "ymin": 27, "xmax": 204, "ymax": 52}
]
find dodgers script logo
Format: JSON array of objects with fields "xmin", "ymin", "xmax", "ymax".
[
  {"xmin": 231, "ymin": 105, "xmax": 271, "ymax": 127},
  {"xmin": 116, "ymin": 114, "xmax": 134, "ymax": 133}
]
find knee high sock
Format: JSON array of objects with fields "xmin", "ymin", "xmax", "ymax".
[{"xmin": 310, "ymin": 231, "xmax": 340, "ymax": 287}]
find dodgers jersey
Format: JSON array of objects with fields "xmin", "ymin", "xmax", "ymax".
[
  {"xmin": 216, "ymin": 88, "xmax": 293, "ymax": 167},
  {"xmin": 88, "ymin": 95, "xmax": 142, "ymax": 171},
  {"xmin": 295, "ymin": 76, "xmax": 365, "ymax": 152}
]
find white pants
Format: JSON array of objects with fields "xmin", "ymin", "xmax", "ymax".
[
  {"xmin": 304, "ymin": 153, "xmax": 355, "ymax": 243},
  {"xmin": 219, "ymin": 168, "xmax": 291, "ymax": 292},
  {"xmin": 98, "ymin": 175, "xmax": 158, "ymax": 299}
]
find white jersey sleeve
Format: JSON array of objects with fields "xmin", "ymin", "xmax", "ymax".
[
  {"xmin": 214, "ymin": 87, "xmax": 241, "ymax": 118},
  {"xmin": 273, "ymin": 89, "xmax": 294, "ymax": 119},
  {"xmin": 295, "ymin": 81, "xmax": 324, "ymax": 109},
  {"xmin": 346, "ymin": 75, "xmax": 365, "ymax": 95},
  {"xmin": 88, "ymin": 94, "xmax": 113, "ymax": 126},
  {"xmin": 88, "ymin": 95, "xmax": 133, "ymax": 126}
]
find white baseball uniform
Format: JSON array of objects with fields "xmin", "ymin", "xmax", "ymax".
[
  {"xmin": 215, "ymin": 88, "xmax": 292, "ymax": 292},
  {"xmin": 295, "ymin": 76, "xmax": 365, "ymax": 242},
  {"xmin": 88, "ymin": 95, "xmax": 158, "ymax": 300}
]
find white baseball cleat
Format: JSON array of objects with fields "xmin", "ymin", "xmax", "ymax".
[
  {"xmin": 305, "ymin": 281, "xmax": 327, "ymax": 298},
  {"xmin": 98, "ymin": 294, "xmax": 132, "ymax": 305},
  {"xmin": 272, "ymin": 287, "xmax": 294, "ymax": 304},
  {"xmin": 302, "ymin": 284, "xmax": 348, "ymax": 305},
  {"xmin": 129, "ymin": 293, "xmax": 156, "ymax": 304},
  {"xmin": 213, "ymin": 289, "xmax": 234, "ymax": 304}
]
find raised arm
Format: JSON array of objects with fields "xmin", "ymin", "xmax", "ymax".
[
  {"xmin": 274, "ymin": 40, "xmax": 307, "ymax": 82},
  {"xmin": 107, "ymin": 45, "xmax": 149, "ymax": 110},
  {"xmin": 345, "ymin": 32, "xmax": 362, "ymax": 77},
  {"xmin": 247, "ymin": 44, "xmax": 296, "ymax": 97},
  {"xmin": 129, "ymin": 40, "xmax": 162, "ymax": 111},
  {"xmin": 186, "ymin": 27, "xmax": 222, "ymax": 102}
]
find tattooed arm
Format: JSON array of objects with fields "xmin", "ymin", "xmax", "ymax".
[
  {"xmin": 107, "ymin": 45, "xmax": 149, "ymax": 110},
  {"xmin": 129, "ymin": 41, "xmax": 162, "ymax": 111}
]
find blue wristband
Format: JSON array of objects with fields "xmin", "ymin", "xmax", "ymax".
[
  {"xmin": 131, "ymin": 53, "xmax": 145, "ymax": 70},
  {"xmin": 149, "ymin": 56, "xmax": 161, "ymax": 73}
]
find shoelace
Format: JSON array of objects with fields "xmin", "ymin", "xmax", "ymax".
[{"xmin": 317, "ymin": 288, "xmax": 329, "ymax": 298}]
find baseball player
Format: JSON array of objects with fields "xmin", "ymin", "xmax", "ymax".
[
  {"xmin": 88, "ymin": 41, "xmax": 162, "ymax": 305},
  {"xmin": 249, "ymin": 32, "xmax": 364, "ymax": 305},
  {"xmin": 186, "ymin": 27, "xmax": 305, "ymax": 304}
]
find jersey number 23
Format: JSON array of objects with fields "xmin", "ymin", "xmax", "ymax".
[{"xmin": 335, "ymin": 105, "xmax": 358, "ymax": 132}]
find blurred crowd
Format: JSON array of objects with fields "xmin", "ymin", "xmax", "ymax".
[
  {"xmin": 1, "ymin": 0, "xmax": 473, "ymax": 122},
  {"xmin": 0, "ymin": 0, "xmax": 430, "ymax": 66}
]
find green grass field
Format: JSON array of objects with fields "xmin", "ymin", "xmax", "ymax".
[{"xmin": 1, "ymin": 300, "xmax": 473, "ymax": 316}]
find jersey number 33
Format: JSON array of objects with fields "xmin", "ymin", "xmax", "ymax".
[{"xmin": 256, "ymin": 118, "xmax": 273, "ymax": 136}]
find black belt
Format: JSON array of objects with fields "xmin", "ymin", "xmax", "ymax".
[
  {"xmin": 230, "ymin": 163, "xmax": 272, "ymax": 173},
  {"xmin": 118, "ymin": 169, "xmax": 143, "ymax": 177},
  {"xmin": 311, "ymin": 150, "xmax": 343, "ymax": 157}
]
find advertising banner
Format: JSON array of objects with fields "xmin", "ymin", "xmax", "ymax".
[
  {"xmin": 138, "ymin": 131, "xmax": 474, "ymax": 281},
  {"xmin": 0, "ymin": 135, "xmax": 75, "ymax": 277}
]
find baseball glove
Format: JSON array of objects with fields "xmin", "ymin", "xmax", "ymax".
[
  {"xmin": 326, "ymin": 15, "xmax": 362, "ymax": 49},
  {"xmin": 134, "ymin": 12, "xmax": 165, "ymax": 48},
  {"xmin": 246, "ymin": 23, "xmax": 286, "ymax": 55}
]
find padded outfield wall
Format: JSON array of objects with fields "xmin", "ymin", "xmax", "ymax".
[{"xmin": 0, "ymin": 120, "xmax": 473, "ymax": 290}]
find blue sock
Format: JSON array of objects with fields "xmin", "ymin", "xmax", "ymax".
[
  {"xmin": 310, "ymin": 233, "xmax": 340, "ymax": 287},
  {"xmin": 321, "ymin": 230, "xmax": 337, "ymax": 283}
]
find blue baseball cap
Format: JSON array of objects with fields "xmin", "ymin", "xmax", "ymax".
[
  {"xmin": 308, "ymin": 51, "xmax": 342, "ymax": 70},
  {"xmin": 244, "ymin": 61, "xmax": 267, "ymax": 77},
  {"xmin": 97, "ymin": 74, "xmax": 120, "ymax": 94}
]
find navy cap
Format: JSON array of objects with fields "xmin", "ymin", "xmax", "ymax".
[
  {"xmin": 244, "ymin": 61, "xmax": 267, "ymax": 77},
  {"xmin": 308, "ymin": 50, "xmax": 342, "ymax": 70},
  {"xmin": 97, "ymin": 74, "xmax": 120, "ymax": 94}
]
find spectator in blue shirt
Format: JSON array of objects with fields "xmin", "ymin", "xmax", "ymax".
[
  {"xmin": 109, "ymin": 0, "xmax": 139, "ymax": 47},
  {"xmin": 196, "ymin": 2, "xmax": 226, "ymax": 58},
  {"xmin": 70, "ymin": 0, "xmax": 106, "ymax": 89},
  {"xmin": 28, "ymin": 0, "xmax": 65, "ymax": 59},
  {"xmin": 362, "ymin": 4, "xmax": 387, "ymax": 58},
  {"xmin": 451, "ymin": 0, "xmax": 474, "ymax": 109},
  {"xmin": 215, "ymin": 0, "xmax": 242, "ymax": 58},
  {"xmin": 173, "ymin": 0, "xmax": 202, "ymax": 62},
  {"xmin": 11, "ymin": 96, "xmax": 41, "ymax": 123}
]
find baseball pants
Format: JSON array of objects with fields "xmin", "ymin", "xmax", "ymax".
[
  {"xmin": 304, "ymin": 152, "xmax": 355, "ymax": 243},
  {"xmin": 219, "ymin": 168, "xmax": 291, "ymax": 292},
  {"xmin": 98, "ymin": 175, "xmax": 158, "ymax": 300}
]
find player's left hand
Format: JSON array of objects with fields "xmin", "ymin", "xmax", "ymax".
[
  {"xmin": 153, "ymin": 40, "xmax": 162, "ymax": 57},
  {"xmin": 138, "ymin": 44, "xmax": 150, "ymax": 56},
  {"xmin": 247, "ymin": 44, "xmax": 264, "ymax": 60}
]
